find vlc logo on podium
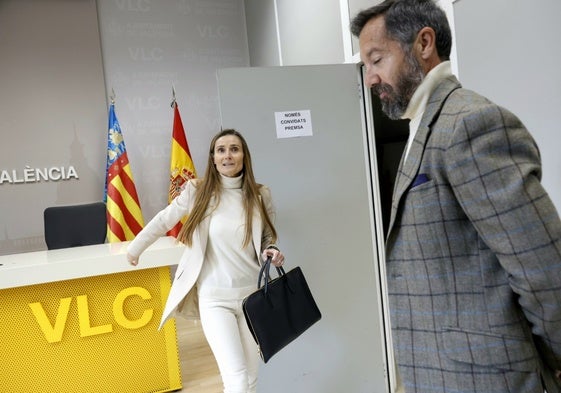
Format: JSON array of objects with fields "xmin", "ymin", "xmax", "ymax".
[
  {"xmin": 29, "ymin": 286, "xmax": 154, "ymax": 343},
  {"xmin": 1, "ymin": 267, "xmax": 182, "ymax": 393}
]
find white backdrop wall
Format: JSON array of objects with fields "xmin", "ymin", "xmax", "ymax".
[
  {"xmin": 275, "ymin": 0, "xmax": 344, "ymax": 65},
  {"xmin": 245, "ymin": 0, "xmax": 345, "ymax": 67},
  {"xmin": 0, "ymin": 0, "xmax": 107, "ymax": 255},
  {"xmin": 0, "ymin": 0, "xmax": 250, "ymax": 255},
  {"xmin": 97, "ymin": 0, "xmax": 250, "ymax": 224}
]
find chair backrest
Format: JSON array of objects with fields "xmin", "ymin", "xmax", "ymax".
[{"xmin": 44, "ymin": 202, "xmax": 107, "ymax": 250}]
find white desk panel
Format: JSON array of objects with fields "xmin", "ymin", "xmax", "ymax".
[{"xmin": 0, "ymin": 236, "xmax": 184, "ymax": 289}]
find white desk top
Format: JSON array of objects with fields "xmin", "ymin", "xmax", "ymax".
[{"xmin": 0, "ymin": 236, "xmax": 184, "ymax": 290}]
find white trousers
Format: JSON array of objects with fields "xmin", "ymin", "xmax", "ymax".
[{"xmin": 198, "ymin": 296, "xmax": 260, "ymax": 393}]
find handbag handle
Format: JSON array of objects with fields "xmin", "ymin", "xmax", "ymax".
[{"xmin": 258, "ymin": 257, "xmax": 286, "ymax": 295}]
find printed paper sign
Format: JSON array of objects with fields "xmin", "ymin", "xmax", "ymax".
[{"xmin": 274, "ymin": 110, "xmax": 313, "ymax": 138}]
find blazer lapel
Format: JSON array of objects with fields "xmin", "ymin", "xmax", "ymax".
[{"xmin": 386, "ymin": 76, "xmax": 461, "ymax": 239}]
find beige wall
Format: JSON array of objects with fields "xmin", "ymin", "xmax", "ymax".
[
  {"xmin": 96, "ymin": 0, "xmax": 250, "ymax": 223},
  {"xmin": 0, "ymin": 0, "xmax": 107, "ymax": 255},
  {"xmin": 0, "ymin": 0, "xmax": 250, "ymax": 255}
]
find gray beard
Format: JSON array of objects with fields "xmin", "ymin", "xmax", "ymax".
[{"xmin": 377, "ymin": 52, "xmax": 425, "ymax": 120}]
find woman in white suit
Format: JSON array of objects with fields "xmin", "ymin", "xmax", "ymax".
[{"xmin": 127, "ymin": 129, "xmax": 284, "ymax": 393}]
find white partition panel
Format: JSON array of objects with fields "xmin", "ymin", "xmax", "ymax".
[{"xmin": 217, "ymin": 64, "xmax": 391, "ymax": 393}]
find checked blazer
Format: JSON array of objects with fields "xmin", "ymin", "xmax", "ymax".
[{"xmin": 385, "ymin": 75, "xmax": 561, "ymax": 393}]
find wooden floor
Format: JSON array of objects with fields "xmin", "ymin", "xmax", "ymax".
[{"xmin": 175, "ymin": 317, "xmax": 223, "ymax": 393}]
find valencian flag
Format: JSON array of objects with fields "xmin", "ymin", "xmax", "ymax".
[
  {"xmin": 104, "ymin": 102, "xmax": 144, "ymax": 242},
  {"xmin": 167, "ymin": 100, "xmax": 197, "ymax": 237}
]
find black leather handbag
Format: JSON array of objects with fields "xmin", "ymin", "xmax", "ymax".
[{"xmin": 242, "ymin": 258, "xmax": 321, "ymax": 363}]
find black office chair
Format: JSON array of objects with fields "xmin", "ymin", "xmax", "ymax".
[{"xmin": 44, "ymin": 202, "xmax": 107, "ymax": 250}]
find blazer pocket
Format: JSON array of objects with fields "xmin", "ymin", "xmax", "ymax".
[
  {"xmin": 440, "ymin": 327, "xmax": 538, "ymax": 372},
  {"xmin": 410, "ymin": 173, "xmax": 431, "ymax": 189}
]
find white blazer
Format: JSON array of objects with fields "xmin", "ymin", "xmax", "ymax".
[{"xmin": 127, "ymin": 179, "xmax": 276, "ymax": 329}]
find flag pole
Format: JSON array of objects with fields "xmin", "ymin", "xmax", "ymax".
[
  {"xmin": 166, "ymin": 86, "xmax": 197, "ymax": 238},
  {"xmin": 104, "ymin": 90, "xmax": 145, "ymax": 242}
]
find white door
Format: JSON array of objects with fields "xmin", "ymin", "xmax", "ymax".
[{"xmin": 217, "ymin": 63, "xmax": 392, "ymax": 393}]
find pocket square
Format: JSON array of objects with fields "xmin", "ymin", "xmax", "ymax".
[{"xmin": 411, "ymin": 173, "xmax": 430, "ymax": 188}]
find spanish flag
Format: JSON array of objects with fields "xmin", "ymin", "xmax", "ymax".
[
  {"xmin": 167, "ymin": 102, "xmax": 197, "ymax": 238},
  {"xmin": 104, "ymin": 103, "xmax": 144, "ymax": 242}
]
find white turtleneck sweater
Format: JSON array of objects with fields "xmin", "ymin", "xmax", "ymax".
[
  {"xmin": 402, "ymin": 61, "xmax": 453, "ymax": 161},
  {"xmin": 197, "ymin": 174, "xmax": 261, "ymax": 300}
]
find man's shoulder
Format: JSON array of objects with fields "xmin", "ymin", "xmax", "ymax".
[
  {"xmin": 437, "ymin": 83, "xmax": 527, "ymax": 138},
  {"xmin": 442, "ymin": 83, "xmax": 497, "ymax": 115},
  {"xmin": 432, "ymin": 75, "xmax": 490, "ymax": 104}
]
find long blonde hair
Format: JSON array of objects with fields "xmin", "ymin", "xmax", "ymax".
[{"xmin": 177, "ymin": 129, "xmax": 277, "ymax": 248}]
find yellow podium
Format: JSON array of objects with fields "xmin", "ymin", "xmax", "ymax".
[{"xmin": 0, "ymin": 237, "xmax": 184, "ymax": 393}]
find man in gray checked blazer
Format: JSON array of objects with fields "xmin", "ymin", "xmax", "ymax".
[{"xmin": 352, "ymin": 1, "xmax": 561, "ymax": 392}]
